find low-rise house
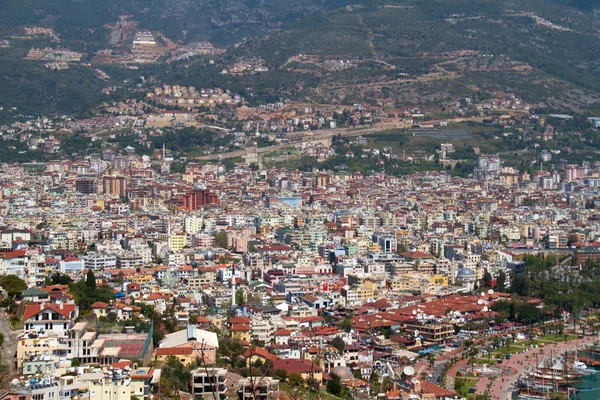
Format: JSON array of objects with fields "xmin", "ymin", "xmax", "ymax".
[
  {"xmin": 91, "ymin": 301, "xmax": 109, "ymax": 319},
  {"xmin": 272, "ymin": 358, "xmax": 323, "ymax": 383},
  {"xmin": 22, "ymin": 302, "xmax": 78, "ymax": 335}
]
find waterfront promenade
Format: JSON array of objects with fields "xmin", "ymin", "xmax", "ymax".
[{"xmin": 475, "ymin": 335, "xmax": 599, "ymax": 400}]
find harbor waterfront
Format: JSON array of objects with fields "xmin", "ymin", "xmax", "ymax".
[{"xmin": 482, "ymin": 335, "xmax": 600, "ymax": 400}]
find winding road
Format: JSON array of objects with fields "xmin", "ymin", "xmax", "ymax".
[{"xmin": 0, "ymin": 310, "xmax": 18, "ymax": 372}]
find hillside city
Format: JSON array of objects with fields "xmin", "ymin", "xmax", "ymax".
[
  {"xmin": 2, "ymin": 1, "xmax": 600, "ymax": 400},
  {"xmin": 1, "ymin": 127, "xmax": 600, "ymax": 400}
]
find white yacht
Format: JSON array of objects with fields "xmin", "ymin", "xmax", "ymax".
[{"xmin": 571, "ymin": 359, "xmax": 594, "ymax": 375}]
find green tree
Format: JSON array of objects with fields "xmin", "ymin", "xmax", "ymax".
[
  {"xmin": 0, "ymin": 275, "xmax": 27, "ymax": 297},
  {"xmin": 381, "ymin": 375, "xmax": 393, "ymax": 392},
  {"xmin": 428, "ymin": 353, "xmax": 436, "ymax": 370},
  {"xmin": 482, "ymin": 271, "xmax": 493, "ymax": 288},
  {"xmin": 510, "ymin": 273, "xmax": 530, "ymax": 296},
  {"xmin": 107, "ymin": 312, "xmax": 118, "ymax": 323},
  {"xmin": 396, "ymin": 243, "xmax": 408, "ymax": 254},
  {"xmin": 86, "ymin": 270, "xmax": 96, "ymax": 293},
  {"xmin": 331, "ymin": 337, "xmax": 345, "ymax": 353},
  {"xmin": 496, "ymin": 271, "xmax": 506, "ymax": 292},
  {"xmin": 370, "ymin": 370, "xmax": 380, "ymax": 393},
  {"xmin": 213, "ymin": 232, "xmax": 228, "ymax": 248},
  {"xmin": 288, "ymin": 372, "xmax": 303, "ymax": 387},
  {"xmin": 341, "ymin": 317, "xmax": 352, "ymax": 333},
  {"xmin": 152, "ymin": 324, "xmax": 166, "ymax": 347},
  {"xmin": 114, "ymin": 271, "xmax": 124, "ymax": 284},
  {"xmin": 326, "ymin": 373, "xmax": 343, "ymax": 396},
  {"xmin": 159, "ymin": 356, "xmax": 192, "ymax": 395},
  {"xmin": 50, "ymin": 273, "xmax": 73, "ymax": 285},
  {"xmin": 235, "ymin": 288, "xmax": 245, "ymax": 306},
  {"xmin": 68, "ymin": 278, "xmax": 114, "ymax": 312},
  {"xmin": 276, "ymin": 369, "xmax": 288, "ymax": 382}
]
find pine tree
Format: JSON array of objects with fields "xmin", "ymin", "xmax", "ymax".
[{"xmin": 86, "ymin": 270, "xmax": 96, "ymax": 293}]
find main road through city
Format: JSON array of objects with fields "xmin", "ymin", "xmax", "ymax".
[
  {"xmin": 191, "ymin": 115, "xmax": 491, "ymax": 162},
  {"xmin": 192, "ymin": 125, "xmax": 387, "ymax": 161}
]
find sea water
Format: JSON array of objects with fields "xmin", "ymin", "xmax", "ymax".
[{"xmin": 576, "ymin": 372, "xmax": 600, "ymax": 400}]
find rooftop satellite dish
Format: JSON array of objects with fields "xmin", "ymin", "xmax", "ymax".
[
  {"xmin": 477, "ymin": 299, "xmax": 484, "ymax": 305},
  {"xmin": 414, "ymin": 329, "xmax": 420, "ymax": 336},
  {"xmin": 403, "ymin": 366, "xmax": 415, "ymax": 376},
  {"xmin": 11, "ymin": 379, "xmax": 19, "ymax": 386},
  {"xmin": 412, "ymin": 309, "xmax": 417, "ymax": 315},
  {"xmin": 483, "ymin": 306, "xmax": 489, "ymax": 312},
  {"xmin": 488, "ymin": 289, "xmax": 494, "ymax": 295},
  {"xmin": 480, "ymin": 292, "xmax": 485, "ymax": 297}
]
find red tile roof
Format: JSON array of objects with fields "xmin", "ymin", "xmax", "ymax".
[
  {"xmin": 43, "ymin": 285, "xmax": 69, "ymax": 293},
  {"xmin": 244, "ymin": 347, "xmax": 280, "ymax": 361},
  {"xmin": 111, "ymin": 360, "xmax": 132, "ymax": 370},
  {"xmin": 91, "ymin": 302, "xmax": 109, "ymax": 309},
  {"xmin": 421, "ymin": 381, "xmax": 457, "ymax": 397},
  {"xmin": 230, "ymin": 316, "xmax": 251, "ymax": 324},
  {"xmin": 272, "ymin": 358, "xmax": 322, "ymax": 375},
  {"xmin": 231, "ymin": 324, "xmax": 250, "ymax": 332},
  {"xmin": 23, "ymin": 303, "xmax": 77, "ymax": 321},
  {"xmin": 0, "ymin": 250, "xmax": 26, "ymax": 258},
  {"xmin": 156, "ymin": 347, "xmax": 194, "ymax": 356}
]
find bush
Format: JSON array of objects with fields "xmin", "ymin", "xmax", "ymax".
[
  {"xmin": 276, "ymin": 369, "xmax": 288, "ymax": 382},
  {"xmin": 288, "ymin": 372, "xmax": 304, "ymax": 387}
]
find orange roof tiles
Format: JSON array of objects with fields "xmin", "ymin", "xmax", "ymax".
[
  {"xmin": 156, "ymin": 347, "xmax": 194, "ymax": 356},
  {"xmin": 230, "ymin": 324, "xmax": 250, "ymax": 332},
  {"xmin": 244, "ymin": 347, "xmax": 280, "ymax": 361},
  {"xmin": 91, "ymin": 301, "xmax": 109, "ymax": 309},
  {"xmin": 23, "ymin": 303, "xmax": 77, "ymax": 321},
  {"xmin": 230, "ymin": 316, "xmax": 251, "ymax": 324}
]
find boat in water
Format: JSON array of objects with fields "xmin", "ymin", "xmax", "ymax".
[
  {"xmin": 517, "ymin": 354, "xmax": 584, "ymax": 399},
  {"xmin": 571, "ymin": 359, "xmax": 595, "ymax": 375}
]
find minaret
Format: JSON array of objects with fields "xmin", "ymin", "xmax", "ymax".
[
  {"xmin": 167, "ymin": 218, "xmax": 171, "ymax": 252},
  {"xmin": 162, "ymin": 142, "xmax": 166, "ymax": 160},
  {"xmin": 231, "ymin": 263, "xmax": 236, "ymax": 308}
]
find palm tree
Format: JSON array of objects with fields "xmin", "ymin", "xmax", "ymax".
[
  {"xmin": 381, "ymin": 376, "xmax": 393, "ymax": 392},
  {"xmin": 428, "ymin": 353, "xmax": 436, "ymax": 370},
  {"xmin": 492, "ymin": 336, "xmax": 500, "ymax": 351}
]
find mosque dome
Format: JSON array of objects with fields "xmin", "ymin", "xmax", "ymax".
[
  {"xmin": 456, "ymin": 267, "xmax": 476, "ymax": 282},
  {"xmin": 330, "ymin": 366, "xmax": 354, "ymax": 380}
]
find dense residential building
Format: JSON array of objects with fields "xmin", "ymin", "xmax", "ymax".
[
  {"xmin": 2, "ymin": 142, "xmax": 600, "ymax": 399},
  {"xmin": 102, "ymin": 175, "xmax": 127, "ymax": 197}
]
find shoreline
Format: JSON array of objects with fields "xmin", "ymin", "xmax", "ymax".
[{"xmin": 477, "ymin": 334, "xmax": 599, "ymax": 400}]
